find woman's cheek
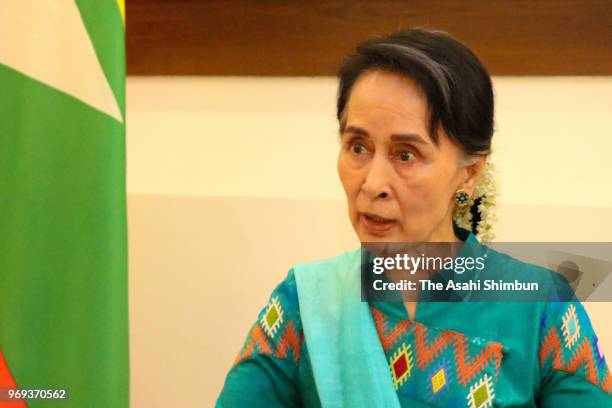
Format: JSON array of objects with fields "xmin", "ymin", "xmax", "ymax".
[
  {"xmin": 400, "ymin": 184, "xmax": 428, "ymax": 212},
  {"xmin": 340, "ymin": 161, "xmax": 364, "ymax": 196},
  {"xmin": 337, "ymin": 157, "xmax": 351, "ymax": 193}
]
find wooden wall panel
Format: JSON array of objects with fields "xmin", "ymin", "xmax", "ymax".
[{"xmin": 126, "ymin": 0, "xmax": 612, "ymax": 76}]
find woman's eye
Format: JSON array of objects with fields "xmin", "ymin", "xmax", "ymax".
[
  {"xmin": 351, "ymin": 142, "xmax": 367, "ymax": 154},
  {"xmin": 398, "ymin": 150, "xmax": 415, "ymax": 162}
]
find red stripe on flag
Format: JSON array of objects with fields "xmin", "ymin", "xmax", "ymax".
[{"xmin": 0, "ymin": 350, "xmax": 27, "ymax": 407}]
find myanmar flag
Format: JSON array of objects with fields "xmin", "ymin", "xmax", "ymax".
[{"xmin": 0, "ymin": 1, "xmax": 128, "ymax": 407}]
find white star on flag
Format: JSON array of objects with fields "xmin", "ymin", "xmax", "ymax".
[{"xmin": 0, "ymin": 1, "xmax": 123, "ymax": 123}]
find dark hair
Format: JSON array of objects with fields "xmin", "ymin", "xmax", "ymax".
[{"xmin": 337, "ymin": 28, "xmax": 494, "ymax": 157}]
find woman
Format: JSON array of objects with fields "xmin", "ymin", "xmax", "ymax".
[{"xmin": 216, "ymin": 28, "xmax": 611, "ymax": 407}]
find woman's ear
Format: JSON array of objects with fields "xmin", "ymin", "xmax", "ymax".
[{"xmin": 461, "ymin": 155, "xmax": 487, "ymax": 195}]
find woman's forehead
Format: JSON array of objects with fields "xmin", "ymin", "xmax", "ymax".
[
  {"xmin": 342, "ymin": 71, "xmax": 463, "ymax": 153},
  {"xmin": 346, "ymin": 71, "xmax": 430, "ymax": 130}
]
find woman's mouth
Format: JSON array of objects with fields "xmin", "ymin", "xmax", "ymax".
[{"xmin": 359, "ymin": 213, "xmax": 396, "ymax": 235}]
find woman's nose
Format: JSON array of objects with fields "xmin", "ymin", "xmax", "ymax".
[{"xmin": 361, "ymin": 155, "xmax": 392, "ymax": 200}]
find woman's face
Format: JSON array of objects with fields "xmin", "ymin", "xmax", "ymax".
[{"xmin": 337, "ymin": 70, "xmax": 483, "ymax": 243}]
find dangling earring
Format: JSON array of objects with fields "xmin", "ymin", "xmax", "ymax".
[{"xmin": 454, "ymin": 189, "xmax": 470, "ymax": 208}]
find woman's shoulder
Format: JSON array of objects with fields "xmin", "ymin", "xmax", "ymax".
[
  {"xmin": 480, "ymin": 244, "xmax": 576, "ymax": 301},
  {"xmin": 253, "ymin": 245, "xmax": 362, "ymax": 332},
  {"xmin": 231, "ymin": 268, "xmax": 303, "ymax": 368}
]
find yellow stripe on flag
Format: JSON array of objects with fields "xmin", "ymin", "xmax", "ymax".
[{"xmin": 117, "ymin": 0, "xmax": 125, "ymax": 24}]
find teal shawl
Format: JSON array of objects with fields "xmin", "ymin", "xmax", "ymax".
[{"xmin": 294, "ymin": 248, "xmax": 402, "ymax": 408}]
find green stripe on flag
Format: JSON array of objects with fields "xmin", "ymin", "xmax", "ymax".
[{"xmin": 0, "ymin": 1, "xmax": 128, "ymax": 407}]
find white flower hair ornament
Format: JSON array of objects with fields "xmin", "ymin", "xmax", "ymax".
[{"xmin": 452, "ymin": 156, "xmax": 499, "ymax": 242}]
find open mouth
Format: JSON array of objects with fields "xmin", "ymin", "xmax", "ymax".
[{"xmin": 360, "ymin": 212, "xmax": 395, "ymax": 233}]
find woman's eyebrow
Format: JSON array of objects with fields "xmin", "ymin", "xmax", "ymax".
[
  {"xmin": 390, "ymin": 134, "xmax": 429, "ymax": 146},
  {"xmin": 341, "ymin": 125, "xmax": 369, "ymax": 137},
  {"xmin": 343, "ymin": 125, "xmax": 429, "ymax": 145}
]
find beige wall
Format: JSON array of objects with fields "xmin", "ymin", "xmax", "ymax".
[
  {"xmin": 127, "ymin": 76, "xmax": 612, "ymax": 206},
  {"xmin": 126, "ymin": 76, "xmax": 612, "ymax": 407}
]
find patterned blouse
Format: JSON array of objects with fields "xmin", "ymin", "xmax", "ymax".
[{"xmin": 217, "ymin": 263, "xmax": 612, "ymax": 407}]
